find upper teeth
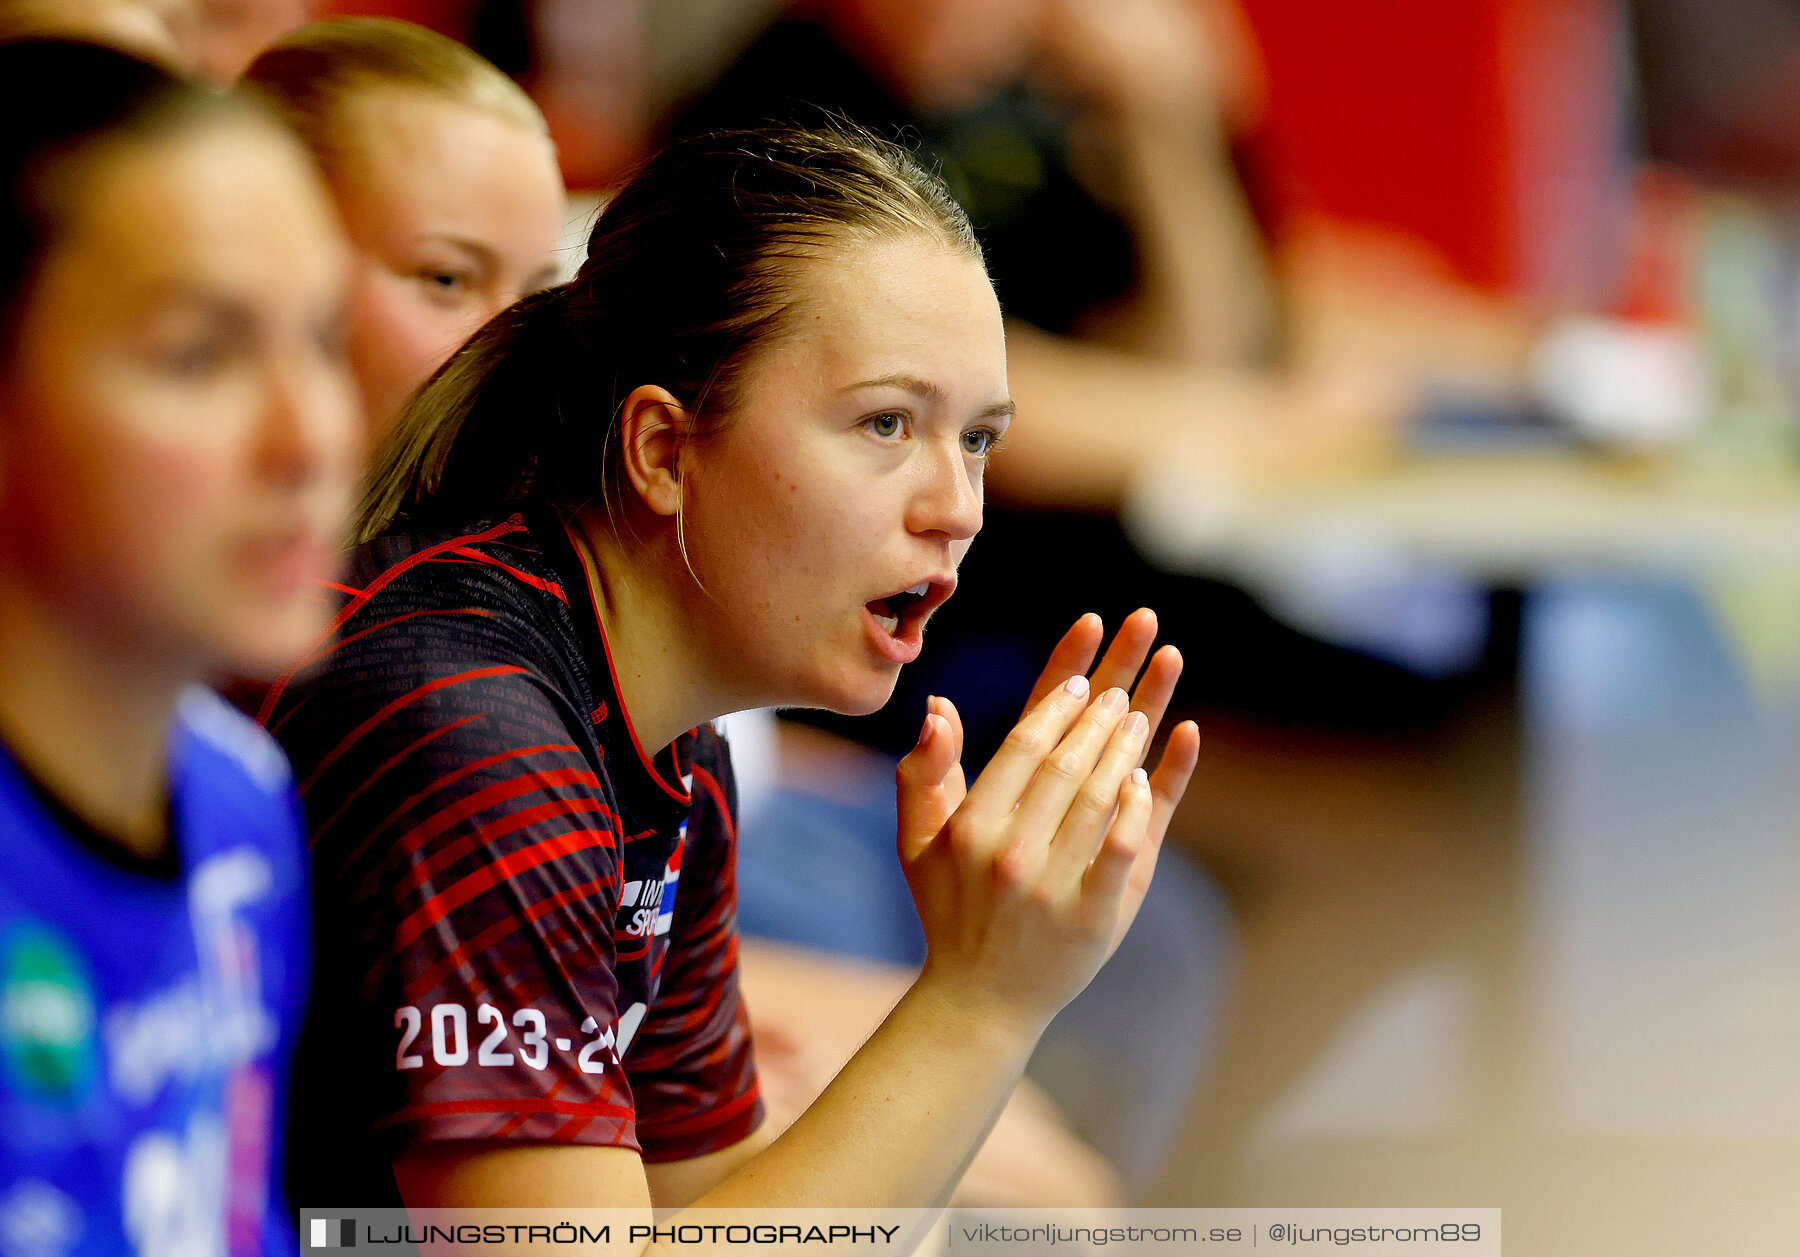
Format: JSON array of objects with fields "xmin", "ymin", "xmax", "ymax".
[{"xmin": 905, "ymin": 582, "xmax": 929, "ymax": 597}]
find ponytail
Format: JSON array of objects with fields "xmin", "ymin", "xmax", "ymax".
[{"xmin": 357, "ymin": 286, "xmax": 571, "ymax": 540}]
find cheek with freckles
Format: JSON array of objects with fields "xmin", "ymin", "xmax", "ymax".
[{"xmin": 682, "ymin": 444, "xmax": 892, "ymax": 700}]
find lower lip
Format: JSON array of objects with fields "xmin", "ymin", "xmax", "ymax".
[
  {"xmin": 862, "ymin": 604, "xmax": 923, "ymax": 665},
  {"xmin": 241, "ymin": 533, "xmax": 333, "ymax": 599}
]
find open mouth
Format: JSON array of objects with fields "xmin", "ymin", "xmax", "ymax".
[
  {"xmin": 864, "ymin": 578, "xmax": 955, "ymax": 643},
  {"xmin": 867, "ymin": 582, "xmax": 927, "ymax": 636}
]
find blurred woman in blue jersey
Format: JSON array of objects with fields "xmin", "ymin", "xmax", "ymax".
[{"xmin": 0, "ymin": 38, "xmax": 359, "ymax": 1255}]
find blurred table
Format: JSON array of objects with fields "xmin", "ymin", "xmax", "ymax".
[{"xmin": 1125, "ymin": 450, "xmax": 1800, "ymax": 582}]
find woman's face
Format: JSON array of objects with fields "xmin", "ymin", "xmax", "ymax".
[
  {"xmin": 331, "ymin": 88, "xmax": 566, "ymax": 436},
  {"xmin": 0, "ymin": 121, "xmax": 359, "ymax": 681},
  {"xmin": 679, "ymin": 232, "xmax": 1011, "ymax": 716}
]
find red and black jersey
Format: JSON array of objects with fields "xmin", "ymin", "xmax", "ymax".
[{"xmin": 270, "ymin": 506, "xmax": 760, "ymax": 1193}]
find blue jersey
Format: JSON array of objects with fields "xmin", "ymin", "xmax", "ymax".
[{"xmin": 0, "ymin": 689, "xmax": 308, "ymax": 1257}]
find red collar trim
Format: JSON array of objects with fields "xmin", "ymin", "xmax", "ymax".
[{"xmin": 561, "ymin": 517, "xmax": 691, "ymax": 807}]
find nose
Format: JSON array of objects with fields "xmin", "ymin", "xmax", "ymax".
[
  {"xmin": 481, "ymin": 291, "xmax": 516, "ymax": 329},
  {"xmin": 906, "ymin": 438, "xmax": 983, "ymax": 544},
  {"xmin": 256, "ymin": 351, "xmax": 361, "ymax": 493}
]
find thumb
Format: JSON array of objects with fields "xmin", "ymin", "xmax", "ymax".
[{"xmin": 896, "ymin": 703, "xmax": 963, "ymax": 865}]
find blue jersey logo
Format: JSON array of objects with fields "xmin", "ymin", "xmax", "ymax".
[{"xmin": 0, "ymin": 924, "xmax": 98, "ymax": 1106}]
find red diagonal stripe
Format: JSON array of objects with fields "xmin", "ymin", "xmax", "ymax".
[
  {"xmin": 385, "ymin": 765, "xmax": 601, "ymax": 868},
  {"xmin": 310, "ymin": 714, "xmax": 480, "ymax": 849},
  {"xmin": 340, "ymin": 743, "xmax": 582, "ymax": 872},
  {"xmin": 406, "ymin": 793, "xmax": 615, "ymax": 895},
  {"xmin": 443, "ymin": 546, "xmax": 567, "ymax": 603},
  {"xmin": 298, "ymin": 665, "xmax": 528, "ymax": 795},
  {"xmin": 259, "ymin": 515, "xmax": 527, "ymax": 724},
  {"xmin": 395, "ymin": 827, "xmax": 615, "ymax": 949},
  {"xmin": 402, "ymin": 871, "xmax": 617, "ymax": 1004}
]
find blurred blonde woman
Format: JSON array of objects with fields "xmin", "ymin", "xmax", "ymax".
[{"xmin": 246, "ymin": 17, "xmax": 566, "ymax": 437}]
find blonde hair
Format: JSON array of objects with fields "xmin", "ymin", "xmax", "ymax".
[{"xmin": 242, "ymin": 16, "xmax": 546, "ymax": 179}]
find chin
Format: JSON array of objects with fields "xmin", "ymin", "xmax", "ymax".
[
  {"xmin": 798, "ymin": 665, "xmax": 901, "ymax": 719},
  {"xmin": 213, "ymin": 608, "xmax": 329, "ymax": 682}
]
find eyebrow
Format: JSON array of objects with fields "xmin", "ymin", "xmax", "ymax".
[
  {"xmin": 847, "ymin": 373, "xmax": 1017, "ymax": 421},
  {"xmin": 136, "ymin": 281, "xmax": 256, "ymax": 327},
  {"xmin": 420, "ymin": 233, "xmax": 561, "ymax": 293},
  {"xmin": 416, "ymin": 233, "xmax": 496, "ymax": 271}
]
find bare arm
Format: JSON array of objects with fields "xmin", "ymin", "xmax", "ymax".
[
  {"xmin": 1039, "ymin": 0, "xmax": 1277, "ymax": 367},
  {"xmin": 992, "ymin": 323, "xmax": 1408, "ymax": 508},
  {"xmin": 739, "ymin": 939, "xmax": 1123, "ymax": 1208}
]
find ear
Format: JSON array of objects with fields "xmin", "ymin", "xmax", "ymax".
[{"xmin": 617, "ymin": 384, "xmax": 692, "ymax": 518}]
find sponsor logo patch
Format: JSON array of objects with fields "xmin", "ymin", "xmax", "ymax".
[{"xmin": 0, "ymin": 924, "xmax": 96, "ymax": 1104}]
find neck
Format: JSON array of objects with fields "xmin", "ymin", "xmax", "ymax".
[
  {"xmin": 565, "ymin": 512, "xmax": 735, "ymax": 755},
  {"xmin": 0, "ymin": 573, "xmax": 186, "ymax": 862}
]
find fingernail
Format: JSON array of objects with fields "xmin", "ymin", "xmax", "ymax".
[
  {"xmin": 1101, "ymin": 687, "xmax": 1128, "ymax": 713},
  {"xmin": 1063, "ymin": 674, "xmax": 1090, "ymax": 699},
  {"xmin": 1131, "ymin": 767, "xmax": 1149, "ymax": 786},
  {"xmin": 917, "ymin": 715, "xmax": 936, "ymax": 748},
  {"xmin": 1124, "ymin": 710, "xmax": 1148, "ymax": 738}
]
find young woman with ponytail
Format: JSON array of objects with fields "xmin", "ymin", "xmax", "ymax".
[{"xmin": 270, "ymin": 123, "xmax": 1199, "ymax": 1223}]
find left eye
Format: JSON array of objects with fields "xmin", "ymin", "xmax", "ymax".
[
  {"xmin": 864, "ymin": 413, "xmax": 904, "ymax": 438},
  {"xmin": 417, "ymin": 270, "xmax": 475, "ymax": 305},
  {"xmin": 961, "ymin": 428, "xmax": 996, "ymax": 456}
]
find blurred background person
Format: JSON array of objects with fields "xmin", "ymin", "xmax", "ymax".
[
  {"xmin": 245, "ymin": 16, "xmax": 567, "ymax": 437},
  {"xmin": 675, "ymin": 0, "xmax": 1402, "ymax": 514},
  {"xmin": 193, "ymin": 0, "xmax": 314, "ymax": 81},
  {"xmin": 0, "ymin": 0, "xmax": 319, "ymax": 80},
  {"xmin": 0, "ymin": 0, "xmax": 196, "ymax": 65},
  {"xmin": 0, "ymin": 37, "xmax": 359, "ymax": 1254}
]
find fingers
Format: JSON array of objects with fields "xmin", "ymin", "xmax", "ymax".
[
  {"xmin": 1020, "ymin": 613, "xmax": 1103, "ymax": 714},
  {"xmin": 964, "ymin": 673, "xmax": 1095, "ymax": 823},
  {"xmin": 1006, "ymin": 685, "xmax": 1131, "ymax": 862},
  {"xmin": 1020, "ymin": 608, "xmax": 1162, "ymax": 723},
  {"xmin": 896, "ymin": 699, "xmax": 967, "ymax": 865},
  {"xmin": 1044, "ymin": 705, "xmax": 1150, "ymax": 885},
  {"xmin": 1081, "ymin": 766, "xmax": 1155, "ymax": 906},
  {"xmin": 927, "ymin": 694, "xmax": 965, "ymax": 764},
  {"xmin": 1088, "ymin": 720, "xmax": 1197, "ymax": 948},
  {"xmin": 1127, "ymin": 644, "xmax": 1183, "ymax": 766},
  {"xmin": 930, "ymin": 695, "xmax": 969, "ymax": 826},
  {"xmin": 1146, "ymin": 719, "xmax": 1201, "ymax": 845},
  {"xmin": 1087, "ymin": 608, "xmax": 1159, "ymax": 698}
]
